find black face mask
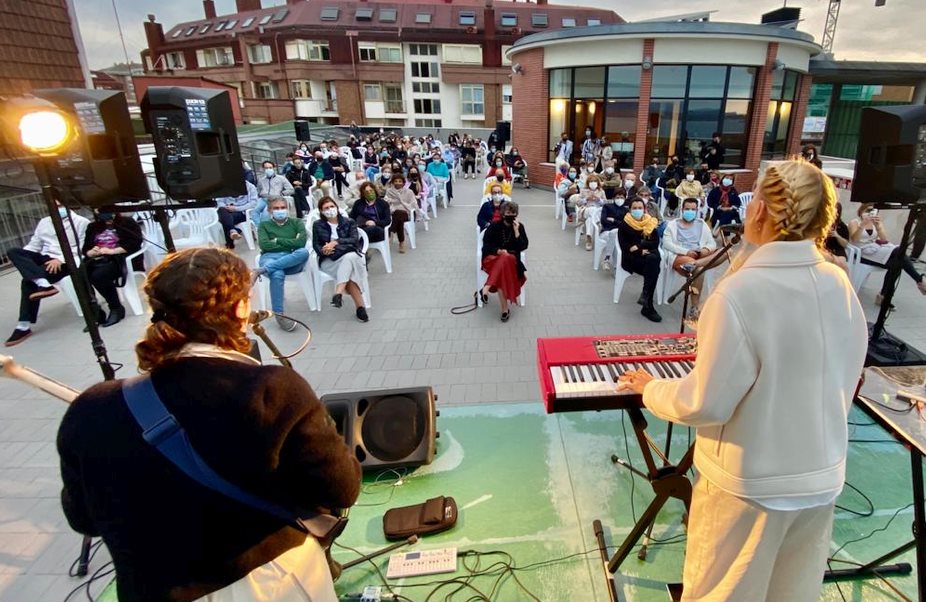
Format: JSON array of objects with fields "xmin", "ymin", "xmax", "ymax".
[
  {"xmin": 496, "ymin": 175, "xmax": 505, "ymax": 181},
  {"xmin": 503, "ymin": 215, "xmax": 516, "ymax": 224}
]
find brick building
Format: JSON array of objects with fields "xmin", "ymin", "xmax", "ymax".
[
  {"xmin": 139, "ymin": 0, "xmax": 620, "ymax": 127},
  {"xmin": 508, "ymin": 22, "xmax": 821, "ymax": 190},
  {"xmin": 0, "ymin": 0, "xmax": 90, "ymax": 96}
]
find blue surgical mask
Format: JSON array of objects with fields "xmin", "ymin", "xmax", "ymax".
[
  {"xmin": 58, "ymin": 207, "xmax": 68, "ymax": 218},
  {"xmin": 630, "ymin": 209, "xmax": 645, "ymax": 220},
  {"xmin": 264, "ymin": 168, "xmax": 275, "ymax": 178},
  {"xmin": 722, "ymin": 178, "xmax": 733, "ymax": 187},
  {"xmin": 568, "ymin": 172, "xmax": 577, "ymax": 180},
  {"xmin": 682, "ymin": 209, "xmax": 697, "ymax": 222},
  {"xmin": 271, "ymin": 209, "xmax": 288, "ymax": 221}
]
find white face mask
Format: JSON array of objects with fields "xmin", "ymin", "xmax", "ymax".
[
  {"xmin": 615, "ymin": 198, "xmax": 625, "ymax": 207},
  {"xmin": 686, "ymin": 174, "xmax": 695, "ymax": 182},
  {"xmin": 605, "ymin": 167, "xmax": 614, "ymax": 175},
  {"xmin": 624, "ymin": 180, "xmax": 634, "ymax": 189},
  {"xmin": 322, "ymin": 208, "xmax": 338, "ymax": 219},
  {"xmin": 492, "ymin": 194, "xmax": 501, "ymax": 202},
  {"xmin": 588, "ymin": 182, "xmax": 599, "ymax": 190}
]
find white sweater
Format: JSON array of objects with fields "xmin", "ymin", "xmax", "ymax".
[{"xmin": 643, "ymin": 240, "xmax": 867, "ymax": 500}]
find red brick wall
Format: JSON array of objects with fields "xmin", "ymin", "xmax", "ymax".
[
  {"xmin": 335, "ymin": 80, "xmax": 363, "ymax": 125},
  {"xmin": 741, "ymin": 43, "xmax": 779, "ymax": 193},
  {"xmin": 787, "ymin": 74, "xmax": 813, "ymax": 157},
  {"xmin": 511, "ymin": 48, "xmax": 553, "ymax": 186},
  {"xmin": 632, "ymin": 39, "xmax": 655, "ymax": 178}
]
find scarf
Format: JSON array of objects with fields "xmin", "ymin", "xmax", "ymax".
[
  {"xmin": 623, "ymin": 211, "xmax": 659, "ymax": 237},
  {"xmin": 719, "ymin": 184, "xmax": 732, "ymax": 208}
]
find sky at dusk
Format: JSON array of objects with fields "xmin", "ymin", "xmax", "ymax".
[{"xmin": 73, "ymin": 0, "xmax": 923, "ymax": 70}]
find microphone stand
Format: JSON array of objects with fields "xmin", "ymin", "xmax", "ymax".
[
  {"xmin": 667, "ymin": 229, "xmax": 740, "ymax": 334},
  {"xmin": 250, "ymin": 321, "xmax": 293, "ymax": 369}
]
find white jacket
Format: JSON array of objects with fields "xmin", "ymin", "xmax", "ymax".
[
  {"xmin": 661, "ymin": 219, "xmax": 715, "ymax": 266},
  {"xmin": 643, "ymin": 240, "xmax": 867, "ymax": 500},
  {"xmin": 24, "ymin": 214, "xmax": 89, "ymax": 261}
]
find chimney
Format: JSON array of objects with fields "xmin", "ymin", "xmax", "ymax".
[
  {"xmin": 236, "ymin": 0, "xmax": 262, "ymax": 12},
  {"xmin": 203, "ymin": 0, "xmax": 217, "ymax": 19},
  {"xmin": 143, "ymin": 14, "xmax": 166, "ymax": 71}
]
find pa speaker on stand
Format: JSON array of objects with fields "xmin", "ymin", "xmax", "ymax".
[{"xmin": 321, "ymin": 387, "xmax": 439, "ymax": 470}]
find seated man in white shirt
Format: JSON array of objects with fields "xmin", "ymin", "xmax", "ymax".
[
  {"xmin": 215, "ymin": 180, "xmax": 258, "ymax": 249},
  {"xmin": 661, "ymin": 198, "xmax": 722, "ymax": 315},
  {"xmin": 5, "ymin": 201, "xmax": 89, "ymax": 346}
]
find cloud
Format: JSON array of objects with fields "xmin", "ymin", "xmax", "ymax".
[{"xmin": 74, "ymin": 0, "xmax": 921, "ymax": 69}]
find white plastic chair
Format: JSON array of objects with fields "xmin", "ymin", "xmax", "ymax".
[
  {"xmin": 554, "ymin": 188, "xmax": 562, "ymax": 220},
  {"xmin": 237, "ymin": 209, "xmax": 256, "ymax": 251},
  {"xmin": 253, "ymin": 241, "xmax": 318, "ymax": 313},
  {"xmin": 59, "ymin": 245, "xmax": 148, "ymax": 318},
  {"xmin": 846, "ymin": 244, "xmax": 882, "ymax": 292},
  {"xmin": 433, "ymin": 177, "xmax": 450, "ymax": 209},
  {"xmin": 421, "ymin": 188, "xmax": 439, "ymax": 220},
  {"xmin": 404, "ymin": 207, "xmax": 419, "ymax": 249},
  {"xmin": 611, "ymin": 244, "xmax": 636, "ymax": 304},
  {"xmin": 574, "ymin": 205, "xmax": 600, "ymax": 247},
  {"xmin": 172, "ymin": 208, "xmax": 220, "ymax": 248},
  {"xmin": 475, "ymin": 226, "xmax": 526, "ymax": 308},
  {"xmin": 365, "ymin": 224, "xmax": 393, "ymax": 274},
  {"xmin": 310, "ymin": 229, "xmax": 372, "ymax": 311},
  {"xmin": 592, "ymin": 222, "xmax": 618, "ymax": 271},
  {"xmin": 738, "ymin": 192, "xmax": 753, "ymax": 222},
  {"xmin": 138, "ymin": 214, "xmax": 166, "ymax": 270}
]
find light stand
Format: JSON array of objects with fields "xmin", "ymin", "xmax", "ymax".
[{"xmin": 866, "ymin": 201, "xmax": 926, "ymax": 366}]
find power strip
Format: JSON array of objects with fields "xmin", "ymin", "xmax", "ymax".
[{"xmin": 386, "ymin": 547, "xmax": 458, "ymax": 579}]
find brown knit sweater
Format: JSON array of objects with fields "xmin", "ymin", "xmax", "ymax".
[{"xmin": 57, "ymin": 357, "xmax": 361, "ymax": 601}]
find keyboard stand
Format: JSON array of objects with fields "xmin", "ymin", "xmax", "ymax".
[{"xmin": 592, "ymin": 407, "xmax": 694, "ymax": 601}]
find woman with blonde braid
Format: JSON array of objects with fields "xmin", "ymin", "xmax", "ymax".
[
  {"xmin": 58, "ymin": 248, "xmax": 361, "ymax": 602},
  {"xmin": 618, "ymin": 159, "xmax": 867, "ymax": 601}
]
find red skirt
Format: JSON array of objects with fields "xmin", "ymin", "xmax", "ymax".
[{"xmin": 481, "ymin": 254, "xmax": 525, "ymax": 303}]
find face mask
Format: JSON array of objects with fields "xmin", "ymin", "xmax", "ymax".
[
  {"xmin": 394, "ymin": 184, "xmax": 404, "ymax": 189},
  {"xmin": 722, "ymin": 178, "xmax": 733, "ymax": 187},
  {"xmin": 264, "ymin": 168, "xmax": 275, "ymax": 178},
  {"xmin": 630, "ymin": 209, "xmax": 645, "ymax": 221},
  {"xmin": 568, "ymin": 173, "xmax": 577, "ymax": 181},
  {"xmin": 615, "ymin": 197, "xmax": 625, "ymax": 207},
  {"xmin": 686, "ymin": 174, "xmax": 695, "ymax": 182},
  {"xmin": 682, "ymin": 209, "xmax": 697, "ymax": 222},
  {"xmin": 585, "ymin": 130, "xmax": 591, "ymax": 137},
  {"xmin": 322, "ymin": 208, "xmax": 338, "ymax": 219},
  {"xmin": 588, "ymin": 182, "xmax": 599, "ymax": 190},
  {"xmin": 409, "ymin": 172, "xmax": 418, "ymax": 179},
  {"xmin": 364, "ymin": 191, "xmax": 377, "ymax": 201},
  {"xmin": 97, "ymin": 212, "xmax": 114, "ymax": 222},
  {"xmin": 271, "ymin": 209, "xmax": 288, "ymax": 221},
  {"xmin": 315, "ymin": 156, "xmax": 323, "ymax": 162},
  {"xmin": 320, "ymin": 146, "xmax": 327, "ymax": 152},
  {"xmin": 492, "ymin": 194, "xmax": 501, "ymax": 202},
  {"xmin": 503, "ymin": 215, "xmax": 516, "ymax": 224},
  {"xmin": 418, "ymin": 163, "xmax": 427, "ymax": 170},
  {"xmin": 58, "ymin": 207, "xmax": 69, "ymax": 218},
  {"xmin": 624, "ymin": 180, "xmax": 634, "ymax": 189},
  {"xmin": 496, "ymin": 161, "xmax": 503, "ymax": 167},
  {"xmin": 496, "ymin": 175, "xmax": 505, "ymax": 181}
]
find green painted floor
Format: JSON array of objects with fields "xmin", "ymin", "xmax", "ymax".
[{"xmin": 100, "ymin": 403, "xmax": 920, "ymax": 601}]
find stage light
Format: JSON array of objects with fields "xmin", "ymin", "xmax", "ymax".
[{"xmin": 18, "ymin": 110, "xmax": 73, "ymax": 154}]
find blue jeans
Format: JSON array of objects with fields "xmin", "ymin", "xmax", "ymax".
[
  {"xmin": 259, "ymin": 249, "xmax": 309, "ymax": 313},
  {"xmin": 252, "ymin": 198, "xmax": 269, "ymax": 225}
]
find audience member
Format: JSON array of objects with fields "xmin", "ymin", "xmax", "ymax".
[
  {"xmin": 460, "ymin": 142, "xmax": 477, "ymax": 179},
  {"xmin": 598, "ymin": 191, "xmax": 627, "ymax": 271},
  {"xmin": 823, "ymin": 202, "xmax": 850, "ymax": 272},
  {"xmin": 255, "ymin": 198, "xmax": 309, "ymax": 331},
  {"xmin": 706, "ymin": 173, "xmax": 742, "ymax": 229},
  {"xmin": 80, "ymin": 210, "xmax": 143, "ymax": 328},
  {"xmin": 426, "ymin": 151, "xmax": 452, "ymax": 203},
  {"xmin": 701, "ymin": 132, "xmax": 725, "ymax": 170},
  {"xmin": 5, "ymin": 202, "xmax": 89, "ymax": 346},
  {"xmin": 312, "ymin": 197, "xmax": 369, "ymax": 323},
  {"xmin": 505, "ymin": 147, "xmax": 529, "ymax": 188},
  {"xmin": 484, "ymin": 168, "xmax": 513, "ymax": 197},
  {"xmin": 255, "ymin": 161, "xmax": 294, "ymax": 224},
  {"xmin": 558, "ymin": 166, "xmax": 581, "ymax": 222},
  {"xmin": 849, "ymin": 203, "xmax": 926, "ymax": 303},
  {"xmin": 385, "ymin": 174, "xmax": 417, "ymax": 254},
  {"xmin": 600, "ymin": 161, "xmax": 622, "ymax": 199},
  {"xmin": 642, "ymin": 158, "xmax": 663, "ymax": 188},
  {"xmin": 574, "ymin": 174, "xmax": 606, "ymax": 251},
  {"xmin": 676, "ymin": 168, "xmax": 704, "ymax": 200},
  {"xmin": 554, "ymin": 132, "xmax": 573, "ymax": 165},
  {"xmin": 802, "ymin": 144, "xmax": 823, "ymax": 169},
  {"xmin": 349, "ymin": 182, "xmax": 391, "ymax": 244},
  {"xmin": 480, "ymin": 201, "xmax": 528, "ymax": 322},
  {"xmin": 306, "ymin": 152, "xmax": 334, "ymax": 200},
  {"xmin": 623, "ymin": 172, "xmax": 639, "ymax": 199},
  {"xmin": 662, "ymin": 198, "xmax": 720, "ymax": 316},
  {"xmin": 477, "ymin": 185, "xmax": 511, "ymax": 230},
  {"xmin": 216, "ymin": 180, "xmax": 258, "ymax": 247},
  {"xmin": 285, "ymin": 155, "xmax": 316, "ymax": 217},
  {"xmin": 617, "ymin": 197, "xmax": 662, "ymax": 322}
]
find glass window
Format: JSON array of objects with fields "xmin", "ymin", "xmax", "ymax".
[
  {"xmin": 651, "ymin": 65, "xmax": 688, "ymax": 98},
  {"xmin": 290, "ymin": 80, "xmax": 312, "ymax": 98},
  {"xmin": 258, "ymin": 14, "xmax": 272, "ymax": 26},
  {"xmin": 384, "ymin": 84, "xmax": 404, "ymax": 113},
  {"xmin": 770, "ymin": 69, "xmax": 784, "ymax": 100},
  {"xmin": 415, "ymin": 13, "xmax": 432, "ymax": 24},
  {"xmin": 532, "ymin": 13, "xmax": 548, "ymax": 28},
  {"xmin": 604, "ymin": 100, "xmax": 637, "ymax": 168},
  {"xmin": 607, "ymin": 66, "xmax": 641, "ymax": 98},
  {"xmin": 723, "ymin": 99, "xmax": 751, "ymax": 133},
  {"xmin": 459, "ymin": 11, "xmax": 476, "ymax": 26},
  {"xmin": 587, "ymin": 19, "xmax": 601, "ymax": 26},
  {"xmin": 562, "ymin": 18, "xmax": 576, "ymax": 27},
  {"xmin": 549, "ymin": 98, "xmax": 568, "ymax": 161},
  {"xmin": 199, "ymin": 24, "xmax": 211, "ymax": 34},
  {"xmin": 358, "ymin": 43, "xmax": 376, "ymax": 62},
  {"xmin": 226, "ymin": 19, "xmax": 237, "ymax": 29},
  {"xmin": 379, "ymin": 8, "xmax": 397, "ymax": 22},
  {"xmin": 248, "ymin": 44, "xmax": 273, "ymax": 64},
  {"xmin": 443, "ymin": 44, "xmax": 481, "ymax": 64},
  {"xmin": 688, "ymin": 66, "xmax": 727, "ymax": 98},
  {"xmin": 356, "ymin": 8, "xmax": 373, "ymax": 21},
  {"xmin": 573, "ymin": 66, "xmax": 605, "ymax": 98},
  {"xmin": 271, "ymin": 9, "xmax": 289, "ymax": 23},
  {"xmin": 764, "ymin": 100, "xmax": 792, "ymax": 158},
  {"xmin": 502, "ymin": 84, "xmax": 512, "ymax": 104},
  {"xmin": 184, "ymin": 26, "xmax": 197, "ymax": 36},
  {"xmin": 378, "ymin": 45, "xmax": 402, "ymax": 63},
  {"xmin": 171, "ymin": 29, "xmax": 182, "ymax": 38},
  {"xmin": 782, "ymin": 71, "xmax": 798, "ymax": 101},
  {"xmin": 285, "ymin": 40, "xmax": 330, "ymax": 61},
  {"xmin": 647, "ymin": 100, "xmax": 685, "ymax": 162},
  {"xmin": 549, "ymin": 68, "xmax": 572, "ymax": 98},
  {"xmin": 320, "ymin": 7, "xmax": 339, "ymax": 21},
  {"xmin": 727, "ymin": 67, "xmax": 756, "ymax": 99},
  {"xmin": 501, "ymin": 13, "xmax": 517, "ymax": 27},
  {"xmin": 685, "ymin": 100, "xmax": 723, "ymax": 157},
  {"xmin": 364, "ymin": 84, "xmax": 382, "ymax": 101},
  {"xmin": 241, "ymin": 17, "xmax": 254, "ymax": 28},
  {"xmin": 461, "ymin": 84, "xmax": 485, "ymax": 115}
]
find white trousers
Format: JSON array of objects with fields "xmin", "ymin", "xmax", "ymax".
[
  {"xmin": 682, "ymin": 477, "xmax": 834, "ymax": 602},
  {"xmin": 198, "ymin": 536, "xmax": 338, "ymax": 602}
]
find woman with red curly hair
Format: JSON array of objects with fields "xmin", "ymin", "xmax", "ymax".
[{"xmin": 57, "ymin": 247, "xmax": 360, "ymax": 602}]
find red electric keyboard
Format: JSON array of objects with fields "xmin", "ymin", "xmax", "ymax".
[{"xmin": 537, "ymin": 333, "xmax": 698, "ymax": 414}]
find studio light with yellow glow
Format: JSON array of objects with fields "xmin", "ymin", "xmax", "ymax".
[{"xmin": 18, "ymin": 110, "xmax": 73, "ymax": 155}]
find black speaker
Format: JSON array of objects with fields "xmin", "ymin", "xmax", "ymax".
[
  {"xmin": 496, "ymin": 120, "xmax": 511, "ymax": 144},
  {"xmin": 295, "ymin": 120, "xmax": 311, "ymax": 142},
  {"xmin": 852, "ymin": 105, "xmax": 926, "ymax": 205},
  {"xmin": 141, "ymin": 87, "xmax": 245, "ymax": 200},
  {"xmin": 321, "ymin": 387, "xmax": 438, "ymax": 471},
  {"xmin": 33, "ymin": 89, "xmax": 148, "ymax": 207}
]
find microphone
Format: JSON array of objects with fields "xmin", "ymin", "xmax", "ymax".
[{"xmin": 248, "ymin": 310, "xmax": 274, "ymax": 324}]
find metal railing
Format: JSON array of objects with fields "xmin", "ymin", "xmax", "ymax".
[{"xmin": 0, "ymin": 192, "xmax": 50, "ymax": 270}]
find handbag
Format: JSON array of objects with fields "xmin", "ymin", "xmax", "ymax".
[
  {"xmin": 120, "ymin": 376, "xmax": 347, "ymax": 546},
  {"xmin": 382, "ymin": 496, "xmax": 458, "ymax": 541}
]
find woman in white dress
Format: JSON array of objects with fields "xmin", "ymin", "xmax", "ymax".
[{"xmin": 849, "ymin": 203, "xmax": 926, "ymax": 303}]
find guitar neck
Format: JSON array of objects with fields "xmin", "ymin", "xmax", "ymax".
[{"xmin": 0, "ymin": 354, "xmax": 81, "ymax": 403}]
